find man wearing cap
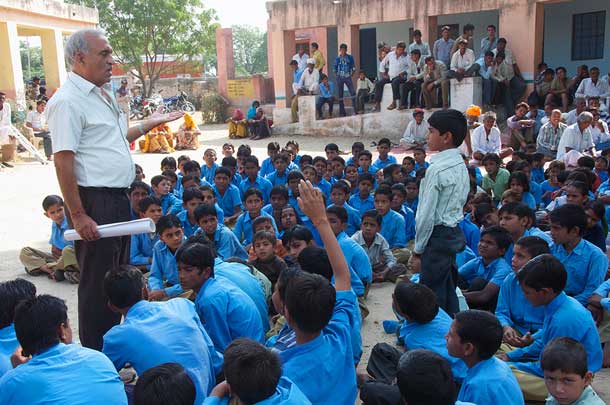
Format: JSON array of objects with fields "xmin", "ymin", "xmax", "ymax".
[
  {"xmin": 448, "ymin": 39, "xmax": 478, "ymax": 82},
  {"xmin": 433, "ymin": 26, "xmax": 455, "ymax": 67},
  {"xmin": 408, "ymin": 29, "xmax": 431, "ymax": 59},
  {"xmin": 422, "ymin": 56, "xmax": 449, "ymax": 109},
  {"xmin": 292, "ymin": 45, "xmax": 309, "ymax": 71}
]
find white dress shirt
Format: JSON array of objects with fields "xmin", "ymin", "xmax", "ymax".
[
  {"xmin": 292, "ymin": 53, "xmax": 309, "ymax": 71},
  {"xmin": 298, "ymin": 68, "xmax": 320, "ymax": 94},
  {"xmin": 47, "ymin": 72, "xmax": 134, "ymax": 188},
  {"xmin": 0, "ymin": 102, "xmax": 11, "ymax": 145},
  {"xmin": 450, "ymin": 49, "xmax": 475, "ymax": 71},
  {"xmin": 575, "ymin": 78, "xmax": 610, "ymax": 100},
  {"xmin": 26, "ymin": 110, "xmax": 46, "ymax": 131},
  {"xmin": 471, "ymin": 125, "xmax": 501, "ymax": 154},
  {"xmin": 492, "ymin": 47, "xmax": 516, "ymax": 65},
  {"xmin": 380, "ymin": 51, "xmax": 410, "ymax": 80},
  {"xmin": 556, "ymin": 123, "xmax": 594, "ymax": 161},
  {"xmin": 400, "ymin": 120, "xmax": 429, "ymax": 145}
]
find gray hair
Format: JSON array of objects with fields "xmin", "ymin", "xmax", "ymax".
[
  {"xmin": 577, "ymin": 111, "xmax": 594, "ymax": 125},
  {"xmin": 64, "ymin": 29, "xmax": 106, "ymax": 67},
  {"xmin": 482, "ymin": 111, "xmax": 496, "ymax": 121}
]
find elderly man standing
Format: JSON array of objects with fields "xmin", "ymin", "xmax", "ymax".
[
  {"xmin": 47, "ymin": 29, "xmax": 183, "ymax": 350},
  {"xmin": 556, "ymin": 111, "xmax": 595, "ymax": 162}
]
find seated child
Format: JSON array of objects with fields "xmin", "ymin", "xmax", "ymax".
[
  {"xmin": 281, "ymin": 224, "xmax": 315, "ymax": 261},
  {"xmin": 133, "ymin": 363, "xmax": 197, "ymax": 405},
  {"xmin": 261, "ymin": 142, "xmax": 280, "ymax": 177},
  {"xmin": 400, "ymin": 109, "xmax": 429, "ymax": 149},
  {"xmin": 286, "ymin": 170, "xmax": 306, "ymax": 218},
  {"xmin": 102, "ymin": 266, "xmax": 220, "ymax": 403},
  {"xmin": 402, "ymin": 156, "xmax": 416, "ymax": 177},
  {"xmin": 161, "ymin": 156, "xmax": 178, "ymax": 172},
  {"xmin": 501, "ymin": 254, "xmax": 602, "ymax": 402},
  {"xmin": 199, "ymin": 184, "xmax": 225, "ymax": 223},
  {"xmin": 446, "ymin": 310, "xmax": 524, "ymax": 404},
  {"xmin": 549, "ymin": 204, "xmax": 607, "ymax": 305},
  {"xmin": 501, "ymin": 189, "xmax": 523, "ymax": 206},
  {"xmin": 1, "ymin": 295, "xmax": 127, "ymax": 404},
  {"xmin": 312, "ymin": 157, "xmax": 332, "ymax": 196},
  {"xmin": 541, "ymin": 160, "xmax": 564, "ymax": 206},
  {"xmin": 204, "ymin": 338, "xmax": 310, "ymax": 405},
  {"xmin": 324, "ymin": 142, "xmax": 339, "ymax": 160},
  {"xmin": 513, "ymin": 159, "xmax": 543, "ymax": 206},
  {"xmin": 151, "ymin": 175, "xmax": 182, "ymax": 215},
  {"xmin": 508, "ymin": 171, "xmax": 537, "ymax": 209},
  {"xmin": 530, "ymin": 152, "xmax": 545, "ymax": 183},
  {"xmin": 346, "ymin": 141, "xmax": 364, "ymax": 166},
  {"xmin": 357, "ymin": 150, "xmax": 377, "ymax": 176},
  {"xmin": 233, "ymin": 189, "xmax": 277, "ymax": 247},
  {"xmin": 129, "ymin": 181, "xmax": 150, "ymax": 220},
  {"xmin": 583, "ymin": 200, "xmax": 607, "ymax": 252},
  {"xmin": 212, "ymin": 167, "xmax": 242, "ymax": 225},
  {"xmin": 266, "ymin": 153, "xmax": 290, "ymax": 186},
  {"xmin": 240, "ymin": 156, "xmax": 273, "ymax": 204},
  {"xmin": 541, "ymin": 337, "xmax": 606, "ymax": 405},
  {"xmin": 201, "ymin": 148, "xmax": 218, "ymax": 183},
  {"xmin": 403, "ymin": 177, "xmax": 419, "ymax": 213},
  {"xmin": 262, "ymin": 185, "xmax": 288, "ymax": 226},
  {"xmin": 374, "ymin": 185, "xmax": 407, "ymax": 251},
  {"xmin": 412, "ymin": 147, "xmax": 430, "ymax": 171},
  {"xmin": 134, "ymin": 163, "xmax": 145, "ymax": 182},
  {"xmin": 177, "ymin": 187, "xmax": 203, "ymax": 237},
  {"xmin": 162, "ymin": 170, "xmax": 181, "ymax": 198},
  {"xmin": 176, "ymin": 240, "xmax": 264, "ymax": 352},
  {"xmin": 498, "ymin": 202, "xmax": 552, "ymax": 262},
  {"xmin": 458, "ymin": 226, "xmax": 513, "ymax": 310},
  {"xmin": 175, "ymin": 113, "xmax": 200, "ymax": 150},
  {"xmin": 221, "ymin": 156, "xmax": 242, "ymax": 187},
  {"xmin": 329, "ymin": 180, "xmax": 361, "ymax": 236},
  {"xmin": 373, "ymin": 138, "xmax": 398, "ymax": 170},
  {"xmin": 390, "ymin": 183, "xmax": 416, "ymax": 243},
  {"xmin": 330, "ymin": 156, "xmax": 346, "ymax": 184},
  {"xmin": 482, "ymin": 153, "xmax": 510, "ymax": 205},
  {"xmin": 194, "ymin": 204, "xmax": 247, "ymax": 261},
  {"xmin": 148, "ymin": 215, "xmax": 186, "ymax": 301},
  {"xmin": 250, "ymin": 230, "xmax": 287, "ymax": 289},
  {"xmin": 349, "ymin": 173, "xmax": 375, "ymax": 215},
  {"xmin": 595, "ymin": 156, "xmax": 608, "ymax": 183},
  {"xmin": 381, "ymin": 163, "xmax": 405, "ymax": 186},
  {"xmin": 303, "ymin": 163, "xmax": 330, "ymax": 199},
  {"xmin": 130, "ymin": 197, "xmax": 163, "ymax": 272},
  {"xmin": 248, "ymin": 216, "xmax": 288, "ymax": 259},
  {"xmin": 226, "ymin": 108, "xmax": 247, "ymax": 139},
  {"xmin": 222, "ymin": 142, "xmax": 234, "ymax": 158},
  {"xmin": 587, "ymin": 275, "xmax": 610, "ymax": 368},
  {"xmin": 0, "ymin": 278, "xmax": 36, "ymax": 377},
  {"xmin": 19, "ymin": 195, "xmax": 79, "ymax": 283},
  {"xmin": 283, "ymin": 141, "xmax": 301, "ymax": 170}
]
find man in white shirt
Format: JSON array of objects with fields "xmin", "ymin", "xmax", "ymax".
[
  {"xmin": 400, "ymin": 108, "xmax": 429, "ymax": 149},
  {"xmin": 292, "ymin": 46, "xmax": 309, "ymax": 71},
  {"xmin": 48, "ymin": 29, "xmax": 183, "ymax": 351},
  {"xmin": 373, "ymin": 41, "xmax": 409, "ymax": 111},
  {"xmin": 26, "ymin": 100, "xmax": 53, "ymax": 160},
  {"xmin": 296, "ymin": 59, "xmax": 320, "ymax": 95},
  {"xmin": 408, "ymin": 30, "xmax": 431, "ymax": 58},
  {"xmin": 492, "ymin": 38, "xmax": 526, "ymax": 105},
  {"xmin": 470, "ymin": 111, "xmax": 512, "ymax": 163},
  {"xmin": 447, "ymin": 40, "xmax": 478, "ymax": 81},
  {"xmin": 575, "ymin": 67, "xmax": 610, "ymax": 103},
  {"xmin": 399, "ymin": 49, "xmax": 425, "ymax": 110},
  {"xmin": 0, "ymin": 92, "xmax": 15, "ymax": 168},
  {"xmin": 564, "ymin": 98, "xmax": 587, "ymax": 126},
  {"xmin": 556, "ymin": 112, "xmax": 595, "ymax": 161}
]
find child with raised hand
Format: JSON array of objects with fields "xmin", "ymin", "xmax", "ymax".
[
  {"xmin": 130, "ymin": 197, "xmax": 163, "ymax": 272},
  {"xmin": 148, "ymin": 215, "xmax": 185, "ymax": 301}
]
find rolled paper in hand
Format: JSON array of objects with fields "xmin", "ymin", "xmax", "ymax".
[{"xmin": 64, "ymin": 218, "xmax": 156, "ymax": 241}]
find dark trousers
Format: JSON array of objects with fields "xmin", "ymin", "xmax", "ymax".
[
  {"xmin": 316, "ymin": 97, "xmax": 334, "ymax": 117},
  {"xmin": 359, "ymin": 343, "xmax": 403, "ymax": 405},
  {"xmin": 373, "ymin": 78, "xmax": 391, "ymax": 103},
  {"xmin": 420, "ymin": 225, "xmax": 465, "ymax": 316},
  {"xmin": 390, "ymin": 76, "xmax": 407, "ymax": 101},
  {"xmin": 75, "ymin": 187, "xmax": 131, "ymax": 350},
  {"xmin": 34, "ymin": 131, "xmax": 52, "ymax": 157},
  {"xmin": 356, "ymin": 89, "xmax": 370, "ymax": 112},
  {"xmin": 400, "ymin": 79, "xmax": 423, "ymax": 108},
  {"xmin": 336, "ymin": 76, "xmax": 356, "ymax": 116}
]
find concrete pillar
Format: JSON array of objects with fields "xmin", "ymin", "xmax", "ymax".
[
  {"xmin": 216, "ymin": 27, "xmax": 235, "ymax": 98},
  {"xmin": 266, "ymin": 20, "xmax": 274, "ymax": 78},
  {"xmin": 414, "ymin": 14, "xmax": 437, "ymax": 47},
  {"xmin": 0, "ymin": 21, "xmax": 25, "ymax": 103},
  {"xmin": 41, "ymin": 29, "xmax": 67, "ymax": 93},
  {"xmin": 270, "ymin": 29, "xmax": 295, "ymax": 108}
]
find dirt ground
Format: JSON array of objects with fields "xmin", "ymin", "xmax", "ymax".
[{"xmin": 0, "ymin": 120, "xmax": 608, "ymax": 403}]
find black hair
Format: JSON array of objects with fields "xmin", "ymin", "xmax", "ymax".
[
  {"xmin": 129, "ymin": 181, "xmax": 150, "ymax": 196},
  {"xmin": 273, "ymin": 153, "xmax": 290, "ymax": 164},
  {"xmin": 508, "ymin": 171, "xmax": 530, "ymax": 192},
  {"xmin": 391, "ymin": 183, "xmax": 407, "ymax": 198},
  {"xmin": 351, "ymin": 141, "xmax": 364, "ymax": 150},
  {"xmin": 277, "ymin": 267, "xmax": 299, "ymax": 303},
  {"xmin": 312, "ymin": 156, "xmax": 327, "ymax": 166},
  {"xmin": 253, "ymin": 230, "xmax": 276, "ymax": 245},
  {"xmin": 454, "ymin": 309, "xmax": 502, "ymax": 360},
  {"xmin": 326, "ymin": 205, "xmax": 348, "ymax": 225},
  {"xmin": 0, "ymin": 278, "xmax": 36, "ymax": 329},
  {"xmin": 517, "ymin": 254, "xmax": 567, "ymax": 293},
  {"xmin": 175, "ymin": 241, "xmax": 215, "ymax": 275},
  {"xmin": 339, "ymin": 43, "xmax": 348, "ymax": 50},
  {"xmin": 396, "ymin": 349, "xmax": 455, "ymax": 405},
  {"xmin": 330, "ymin": 180, "xmax": 350, "ymax": 194},
  {"xmin": 214, "ymin": 166, "xmax": 232, "ymax": 179},
  {"xmin": 480, "ymin": 225, "xmax": 513, "ymax": 251},
  {"xmin": 515, "ymin": 236, "xmax": 550, "ymax": 259},
  {"xmin": 324, "ymin": 143, "xmax": 339, "ymax": 152},
  {"xmin": 156, "ymin": 214, "xmax": 182, "ymax": 235},
  {"xmin": 182, "ymin": 187, "xmax": 203, "ymax": 204},
  {"xmin": 151, "ymin": 175, "xmax": 168, "ymax": 187},
  {"xmin": 374, "ymin": 184, "xmax": 393, "ymax": 198},
  {"xmin": 394, "ymin": 281, "xmax": 439, "ymax": 324},
  {"xmin": 223, "ymin": 338, "xmax": 282, "ymax": 404},
  {"xmin": 182, "ymin": 160, "xmax": 201, "ymax": 174},
  {"xmin": 463, "ymin": 23, "xmax": 475, "ymax": 32},
  {"xmin": 357, "ymin": 172, "xmax": 375, "ymax": 185},
  {"xmin": 14, "ymin": 295, "xmax": 68, "ymax": 356},
  {"xmin": 577, "ymin": 156, "xmax": 595, "ymax": 170},
  {"xmin": 513, "ymin": 160, "xmax": 531, "ymax": 172},
  {"xmin": 498, "ymin": 202, "xmax": 535, "ymax": 224},
  {"xmin": 161, "ymin": 170, "xmax": 178, "ymax": 181},
  {"xmin": 482, "ymin": 153, "xmax": 502, "ymax": 165},
  {"xmin": 299, "ymin": 154, "xmax": 313, "ymax": 166},
  {"xmin": 410, "ymin": 49, "xmax": 421, "ymax": 56},
  {"xmin": 566, "ymin": 180, "xmax": 589, "ymax": 197},
  {"xmin": 104, "ymin": 265, "xmax": 143, "ymax": 309},
  {"xmin": 134, "ymin": 363, "xmax": 196, "ymax": 405},
  {"xmin": 160, "ymin": 156, "xmax": 177, "ymax": 170},
  {"xmin": 138, "ymin": 196, "xmax": 162, "ymax": 213},
  {"xmin": 281, "ymin": 225, "xmax": 313, "ymax": 247},
  {"xmin": 549, "ymin": 204, "xmax": 587, "ymax": 236},
  {"xmin": 194, "ymin": 203, "xmax": 218, "ymax": 222},
  {"xmin": 362, "ymin": 209, "xmax": 382, "ymax": 226},
  {"xmin": 42, "ymin": 195, "xmax": 64, "ymax": 211},
  {"xmin": 541, "ymin": 337, "xmax": 588, "ymax": 377},
  {"xmin": 237, "ymin": 144, "xmax": 252, "ymax": 158},
  {"xmin": 358, "ymin": 150, "xmax": 373, "ymax": 160},
  {"xmin": 427, "ymin": 109, "xmax": 467, "ymax": 147},
  {"xmin": 383, "ymin": 163, "xmax": 402, "ymax": 180},
  {"xmin": 331, "ymin": 155, "xmax": 346, "ymax": 166},
  {"xmin": 244, "ymin": 155, "xmax": 259, "ymax": 167},
  {"xmin": 181, "ymin": 174, "xmax": 201, "ymax": 188},
  {"xmin": 285, "ymin": 271, "xmax": 335, "ymax": 334},
  {"xmin": 221, "ymin": 156, "xmax": 237, "ymax": 169},
  {"xmin": 267, "ymin": 141, "xmax": 280, "ymax": 151},
  {"xmin": 287, "ymin": 170, "xmax": 305, "ymax": 182},
  {"xmin": 269, "ymin": 185, "xmax": 289, "ymax": 200},
  {"xmin": 297, "ymin": 247, "xmax": 333, "ymax": 281},
  {"xmin": 244, "ymin": 188, "xmax": 263, "ymax": 201},
  {"xmin": 252, "ymin": 215, "xmax": 274, "ymax": 230}
]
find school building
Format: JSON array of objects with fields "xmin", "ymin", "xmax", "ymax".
[
  {"xmin": 266, "ymin": 0, "xmax": 610, "ymax": 108},
  {"xmin": 0, "ymin": 0, "xmax": 98, "ymax": 103}
]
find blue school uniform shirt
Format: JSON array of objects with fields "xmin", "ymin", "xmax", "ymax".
[
  {"xmin": 280, "ymin": 290, "xmax": 359, "ymax": 405},
  {"xmin": 594, "ymin": 279, "xmax": 610, "ymax": 310},
  {"xmin": 541, "ymin": 180, "xmax": 559, "ymax": 206},
  {"xmin": 266, "ymin": 170, "xmax": 288, "ymax": 186},
  {"xmin": 459, "ymin": 217, "xmax": 480, "ymax": 255},
  {"xmin": 495, "ymin": 272, "xmax": 545, "ymax": 335},
  {"xmin": 201, "ymin": 163, "xmax": 218, "ymax": 182},
  {"xmin": 337, "ymin": 232, "xmax": 372, "ymax": 296},
  {"xmin": 213, "ymin": 203, "xmax": 225, "ymax": 223},
  {"xmin": 260, "ymin": 157, "xmax": 275, "ymax": 177},
  {"xmin": 522, "ymin": 191, "xmax": 537, "ymax": 209},
  {"xmin": 458, "ymin": 257, "xmax": 511, "ymax": 287},
  {"xmin": 129, "ymin": 232, "xmax": 159, "ymax": 271},
  {"xmin": 457, "ymin": 245, "xmax": 477, "ymax": 268},
  {"xmin": 329, "ymin": 203, "xmax": 361, "ymax": 237},
  {"xmin": 596, "ymin": 169, "xmax": 608, "ymax": 183},
  {"xmin": 50, "ymin": 217, "xmax": 72, "ymax": 250},
  {"xmin": 159, "ymin": 192, "xmax": 183, "ymax": 215},
  {"xmin": 195, "ymin": 224, "xmax": 248, "ymax": 261},
  {"xmin": 357, "ymin": 166, "xmax": 377, "ymax": 176},
  {"xmin": 372, "ymin": 155, "xmax": 397, "ymax": 171},
  {"xmin": 531, "ymin": 167, "xmax": 545, "ymax": 184},
  {"xmin": 414, "ymin": 161, "xmax": 430, "ymax": 171},
  {"xmin": 399, "ymin": 308, "xmax": 468, "ymax": 382},
  {"xmin": 233, "ymin": 212, "xmax": 277, "ymax": 246},
  {"xmin": 348, "ymin": 193, "xmax": 375, "ymax": 216},
  {"xmin": 398, "ymin": 206, "xmax": 416, "ymax": 242},
  {"xmin": 102, "ymin": 299, "xmax": 220, "ymax": 402},
  {"xmin": 194, "ymin": 277, "xmax": 264, "ymax": 352},
  {"xmin": 0, "ymin": 325, "xmax": 18, "ymax": 378},
  {"xmin": 202, "ymin": 376, "xmax": 311, "ymax": 405},
  {"xmin": 148, "ymin": 240, "xmax": 183, "ymax": 297},
  {"xmin": 177, "ymin": 210, "xmax": 199, "ymax": 237},
  {"xmin": 473, "ymin": 165, "xmax": 483, "ymax": 186},
  {"xmin": 457, "ymin": 356, "xmax": 523, "ymax": 405},
  {"xmin": 504, "ymin": 227, "xmax": 552, "ymax": 264},
  {"xmin": 530, "ymin": 180, "xmax": 542, "ymax": 206},
  {"xmin": 507, "ymin": 292, "xmax": 602, "ymax": 376},
  {"xmin": 0, "ymin": 343, "xmax": 127, "ymax": 405},
  {"xmin": 288, "ymin": 189, "xmax": 307, "ymax": 219},
  {"xmin": 550, "ymin": 239, "xmax": 607, "ymax": 305},
  {"xmin": 405, "ymin": 198, "xmax": 419, "ymax": 213},
  {"xmin": 213, "ymin": 184, "xmax": 242, "ymax": 217},
  {"xmin": 231, "ymin": 172, "xmax": 243, "ymax": 187},
  {"xmin": 239, "ymin": 175, "xmax": 273, "ymax": 204},
  {"xmin": 380, "ymin": 209, "xmax": 407, "ymax": 248},
  {"xmin": 314, "ymin": 178, "xmax": 332, "ymax": 199},
  {"xmin": 214, "ymin": 258, "xmax": 270, "ymax": 332}
]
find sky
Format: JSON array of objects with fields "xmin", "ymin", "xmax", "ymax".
[{"xmin": 205, "ymin": 0, "xmax": 270, "ymax": 30}]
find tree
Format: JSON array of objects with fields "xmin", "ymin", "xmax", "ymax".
[
  {"xmin": 232, "ymin": 25, "xmax": 268, "ymax": 76},
  {"xmin": 68, "ymin": 0, "xmax": 219, "ymax": 96},
  {"xmin": 20, "ymin": 41, "xmax": 44, "ymax": 82}
]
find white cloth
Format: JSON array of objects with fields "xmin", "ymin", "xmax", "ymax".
[
  {"xmin": 492, "ymin": 47, "xmax": 516, "ymax": 65},
  {"xmin": 400, "ymin": 120, "xmax": 429, "ymax": 145},
  {"xmin": 406, "ymin": 58, "xmax": 425, "ymax": 80},
  {"xmin": 450, "ymin": 49, "xmax": 475, "ymax": 71},
  {"xmin": 380, "ymin": 51, "xmax": 410, "ymax": 80},
  {"xmin": 26, "ymin": 110, "xmax": 46, "ymax": 131},
  {"xmin": 564, "ymin": 109, "xmax": 580, "ymax": 126},
  {"xmin": 556, "ymin": 123, "xmax": 594, "ymax": 161},
  {"xmin": 591, "ymin": 121, "xmax": 610, "ymax": 145},
  {"xmin": 47, "ymin": 72, "xmax": 134, "ymax": 188},
  {"xmin": 0, "ymin": 102, "xmax": 11, "ymax": 145},
  {"xmin": 298, "ymin": 68, "xmax": 320, "ymax": 94},
  {"xmin": 292, "ymin": 53, "xmax": 309, "ymax": 71},
  {"xmin": 575, "ymin": 78, "xmax": 610, "ymax": 100},
  {"xmin": 471, "ymin": 125, "xmax": 501, "ymax": 154}
]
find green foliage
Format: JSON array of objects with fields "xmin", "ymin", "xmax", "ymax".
[
  {"xmin": 198, "ymin": 92, "xmax": 229, "ymax": 124},
  {"xmin": 232, "ymin": 25, "xmax": 268, "ymax": 76},
  {"xmin": 20, "ymin": 41, "xmax": 44, "ymax": 82}
]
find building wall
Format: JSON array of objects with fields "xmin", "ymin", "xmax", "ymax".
[
  {"xmin": 360, "ymin": 21, "xmax": 413, "ymax": 49},
  {"xmin": 437, "ymin": 10, "xmax": 499, "ymax": 56},
  {"xmin": 543, "ymin": 0, "xmax": 610, "ymax": 74}
]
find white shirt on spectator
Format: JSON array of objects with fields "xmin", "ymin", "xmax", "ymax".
[
  {"xmin": 47, "ymin": 72, "xmax": 134, "ymax": 188},
  {"xmin": 591, "ymin": 121, "xmax": 610, "ymax": 145},
  {"xmin": 471, "ymin": 125, "xmax": 501, "ymax": 154},
  {"xmin": 564, "ymin": 109, "xmax": 581, "ymax": 126},
  {"xmin": 292, "ymin": 53, "xmax": 309, "ymax": 71},
  {"xmin": 450, "ymin": 49, "xmax": 475, "ymax": 71},
  {"xmin": 408, "ymin": 41, "xmax": 431, "ymax": 58},
  {"xmin": 492, "ymin": 47, "xmax": 516, "ymax": 65},
  {"xmin": 298, "ymin": 68, "xmax": 320, "ymax": 94},
  {"xmin": 26, "ymin": 110, "xmax": 46, "ymax": 131},
  {"xmin": 400, "ymin": 120, "xmax": 429, "ymax": 145},
  {"xmin": 556, "ymin": 123, "xmax": 594, "ymax": 161},
  {"xmin": 0, "ymin": 102, "xmax": 12, "ymax": 145},
  {"xmin": 380, "ymin": 51, "xmax": 410, "ymax": 80},
  {"xmin": 575, "ymin": 78, "xmax": 610, "ymax": 100}
]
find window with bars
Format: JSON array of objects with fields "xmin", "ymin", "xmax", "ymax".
[{"xmin": 572, "ymin": 11, "xmax": 605, "ymax": 60}]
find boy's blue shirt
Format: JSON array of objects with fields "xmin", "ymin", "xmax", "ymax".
[
  {"xmin": 337, "ymin": 232, "xmax": 372, "ymax": 296},
  {"xmin": 397, "ymin": 206, "xmax": 416, "ymax": 242},
  {"xmin": 213, "ymin": 184, "xmax": 242, "ymax": 217},
  {"xmin": 596, "ymin": 169, "xmax": 608, "ymax": 183},
  {"xmin": 507, "ymin": 292, "xmax": 602, "ymax": 376},
  {"xmin": 129, "ymin": 232, "xmax": 159, "ymax": 270},
  {"xmin": 201, "ymin": 163, "xmax": 218, "ymax": 183},
  {"xmin": 314, "ymin": 178, "xmax": 332, "ymax": 199},
  {"xmin": 288, "ymin": 189, "xmax": 307, "ymax": 219},
  {"xmin": 0, "ymin": 343, "xmax": 127, "ymax": 405},
  {"xmin": 459, "ymin": 217, "xmax": 481, "ymax": 255},
  {"xmin": 595, "ymin": 279, "xmax": 610, "ymax": 311},
  {"xmin": 194, "ymin": 277, "xmax": 264, "ymax": 353},
  {"xmin": 372, "ymin": 155, "xmax": 397, "ymax": 171},
  {"xmin": 177, "ymin": 210, "xmax": 199, "ymax": 237},
  {"xmin": 357, "ymin": 166, "xmax": 377, "ymax": 176},
  {"xmin": 504, "ymin": 227, "xmax": 552, "ymax": 264},
  {"xmin": 239, "ymin": 175, "xmax": 273, "ymax": 204},
  {"xmin": 414, "ymin": 161, "xmax": 430, "ymax": 171},
  {"xmin": 530, "ymin": 180, "xmax": 542, "ymax": 206},
  {"xmin": 202, "ymin": 376, "xmax": 311, "ymax": 405},
  {"xmin": 231, "ymin": 172, "xmax": 243, "ymax": 187},
  {"xmin": 495, "ymin": 272, "xmax": 545, "ymax": 335},
  {"xmin": 474, "ymin": 165, "xmax": 483, "ymax": 186},
  {"xmin": 348, "ymin": 193, "xmax": 375, "ymax": 216},
  {"xmin": 50, "ymin": 216, "xmax": 73, "ymax": 250},
  {"xmin": 159, "ymin": 193, "xmax": 183, "ymax": 215},
  {"xmin": 102, "ymin": 299, "xmax": 220, "ymax": 402},
  {"xmin": 550, "ymin": 239, "xmax": 608, "ymax": 305},
  {"xmin": 233, "ymin": 211, "xmax": 278, "ymax": 246},
  {"xmin": 260, "ymin": 157, "xmax": 276, "ymax": 177},
  {"xmin": 531, "ymin": 167, "xmax": 545, "ymax": 184},
  {"xmin": 380, "ymin": 209, "xmax": 407, "ymax": 248},
  {"xmin": 457, "ymin": 356, "xmax": 523, "ymax": 405},
  {"xmin": 399, "ymin": 308, "xmax": 467, "ymax": 382},
  {"xmin": 405, "ymin": 197, "xmax": 418, "ymax": 213},
  {"xmin": 328, "ymin": 203, "xmax": 361, "ymax": 237},
  {"xmin": 280, "ymin": 290, "xmax": 358, "ymax": 405},
  {"xmin": 195, "ymin": 224, "xmax": 248, "ymax": 261},
  {"xmin": 458, "ymin": 257, "xmax": 511, "ymax": 287},
  {"xmin": 148, "ymin": 240, "xmax": 183, "ymax": 297},
  {"xmin": 456, "ymin": 245, "xmax": 477, "ymax": 268},
  {"xmin": 0, "ymin": 324, "xmax": 18, "ymax": 378},
  {"xmin": 540, "ymin": 180, "xmax": 559, "ymax": 206},
  {"xmin": 266, "ymin": 170, "xmax": 288, "ymax": 186},
  {"xmin": 213, "ymin": 203, "xmax": 225, "ymax": 223},
  {"xmin": 522, "ymin": 191, "xmax": 537, "ymax": 209}
]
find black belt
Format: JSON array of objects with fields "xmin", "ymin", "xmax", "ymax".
[{"xmin": 79, "ymin": 186, "xmax": 129, "ymax": 194}]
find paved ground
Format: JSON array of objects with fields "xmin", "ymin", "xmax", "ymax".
[{"xmin": 1, "ymin": 121, "xmax": 608, "ymax": 403}]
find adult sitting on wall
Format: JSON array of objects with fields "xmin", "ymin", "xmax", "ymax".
[
  {"xmin": 492, "ymin": 38, "xmax": 526, "ymax": 106},
  {"xmin": 373, "ymin": 41, "xmax": 409, "ymax": 112},
  {"xmin": 399, "ymin": 49, "xmax": 425, "ymax": 110},
  {"xmin": 421, "ymin": 56, "xmax": 449, "ymax": 109},
  {"xmin": 447, "ymin": 39, "xmax": 478, "ymax": 82}
]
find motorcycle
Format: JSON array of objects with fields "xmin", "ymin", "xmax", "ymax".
[
  {"xmin": 157, "ymin": 90, "xmax": 195, "ymax": 113},
  {"xmin": 130, "ymin": 95, "xmax": 159, "ymax": 120}
]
